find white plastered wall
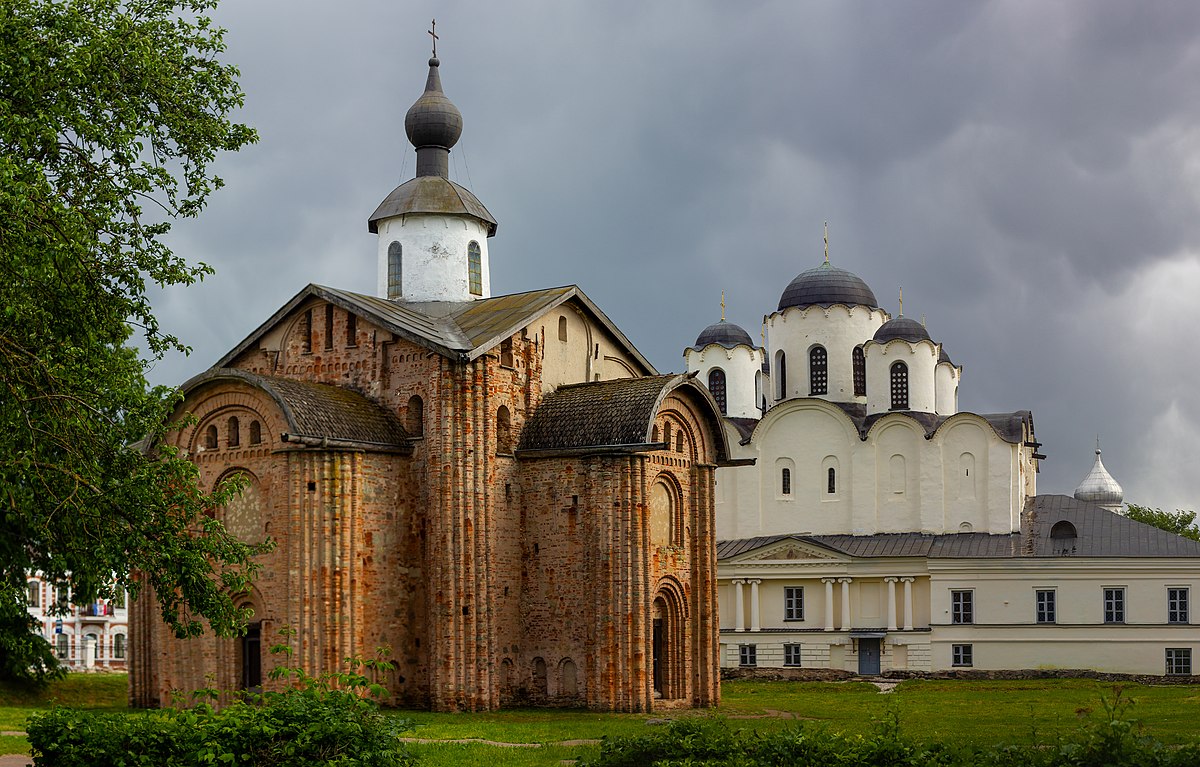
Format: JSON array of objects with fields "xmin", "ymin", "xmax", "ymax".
[
  {"xmin": 685, "ymin": 343, "xmax": 764, "ymax": 418},
  {"xmin": 934, "ymin": 362, "xmax": 960, "ymax": 416},
  {"xmin": 864, "ymin": 340, "xmax": 938, "ymax": 415},
  {"xmin": 537, "ymin": 303, "xmax": 642, "ymax": 392},
  {"xmin": 766, "ymin": 305, "xmax": 887, "ymax": 405},
  {"xmin": 375, "ymin": 214, "xmax": 492, "ymax": 302}
]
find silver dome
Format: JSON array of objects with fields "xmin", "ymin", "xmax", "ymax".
[{"xmin": 1073, "ymin": 447, "xmax": 1124, "ymax": 507}]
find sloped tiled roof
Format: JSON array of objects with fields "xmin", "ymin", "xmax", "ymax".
[
  {"xmin": 215, "ymin": 284, "xmax": 656, "ymax": 373},
  {"xmin": 182, "ymin": 369, "xmax": 409, "ymax": 449},
  {"xmin": 718, "ymin": 495, "xmax": 1200, "ymax": 562},
  {"xmin": 519, "ymin": 375, "xmax": 680, "ymax": 452}
]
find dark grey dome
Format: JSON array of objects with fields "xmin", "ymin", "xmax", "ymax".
[
  {"xmin": 693, "ymin": 320, "xmax": 754, "ymax": 350},
  {"xmin": 938, "ymin": 348, "xmax": 954, "ymax": 365},
  {"xmin": 873, "ymin": 317, "xmax": 932, "ymax": 344},
  {"xmin": 778, "ymin": 262, "xmax": 878, "ymax": 311},
  {"xmin": 405, "ymin": 58, "xmax": 463, "ymax": 151}
]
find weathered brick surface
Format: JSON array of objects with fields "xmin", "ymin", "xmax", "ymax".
[{"xmin": 130, "ymin": 299, "xmax": 721, "ymax": 712}]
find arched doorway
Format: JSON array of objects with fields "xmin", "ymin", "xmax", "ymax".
[
  {"xmin": 235, "ymin": 600, "xmax": 262, "ymax": 693},
  {"xmin": 652, "ymin": 579, "xmax": 688, "ymax": 702}
]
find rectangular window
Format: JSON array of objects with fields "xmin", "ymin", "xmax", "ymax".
[
  {"xmin": 784, "ymin": 586, "xmax": 805, "ymax": 621},
  {"xmin": 56, "ymin": 634, "xmax": 68, "ymax": 659},
  {"xmin": 55, "ymin": 584, "xmax": 69, "ymax": 610},
  {"xmin": 324, "ymin": 304, "xmax": 334, "ymax": 350},
  {"xmin": 346, "ymin": 313, "xmax": 357, "ymax": 346},
  {"xmin": 784, "ymin": 644, "xmax": 802, "ymax": 667},
  {"xmin": 951, "ymin": 590, "xmax": 974, "ymax": 624},
  {"xmin": 1104, "ymin": 588, "xmax": 1125, "ymax": 623},
  {"xmin": 302, "ymin": 309, "xmax": 313, "ymax": 354},
  {"xmin": 739, "ymin": 644, "xmax": 757, "ymax": 667},
  {"xmin": 1168, "ymin": 588, "xmax": 1189, "ymax": 624},
  {"xmin": 1166, "ymin": 648, "xmax": 1191, "ymax": 676},
  {"xmin": 952, "ymin": 644, "xmax": 973, "ymax": 667},
  {"xmin": 114, "ymin": 634, "xmax": 126, "ymax": 660},
  {"xmin": 1035, "ymin": 589, "xmax": 1056, "ymax": 624},
  {"xmin": 27, "ymin": 581, "xmax": 40, "ymax": 608}
]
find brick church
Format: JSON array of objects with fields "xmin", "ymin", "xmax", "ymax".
[{"xmin": 128, "ymin": 49, "xmax": 734, "ymax": 712}]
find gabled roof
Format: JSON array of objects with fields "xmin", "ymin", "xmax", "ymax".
[
  {"xmin": 518, "ymin": 373, "xmax": 735, "ymax": 464},
  {"xmin": 214, "ymin": 284, "xmax": 657, "ymax": 372},
  {"xmin": 717, "ymin": 495, "xmax": 1200, "ymax": 561},
  {"xmin": 182, "ymin": 368, "xmax": 410, "ymax": 451}
]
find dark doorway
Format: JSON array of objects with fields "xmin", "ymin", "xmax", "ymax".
[
  {"xmin": 652, "ymin": 618, "xmax": 664, "ymax": 695},
  {"xmin": 240, "ymin": 622, "xmax": 262, "ymax": 691},
  {"xmin": 857, "ymin": 638, "xmax": 881, "ymax": 675}
]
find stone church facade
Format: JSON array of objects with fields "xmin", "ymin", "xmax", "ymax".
[{"xmin": 129, "ymin": 52, "xmax": 731, "ymax": 712}]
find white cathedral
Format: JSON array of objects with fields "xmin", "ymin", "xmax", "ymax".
[{"xmin": 689, "ymin": 259, "xmax": 1200, "ymax": 677}]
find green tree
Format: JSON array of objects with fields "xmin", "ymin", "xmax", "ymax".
[
  {"xmin": 1125, "ymin": 504, "xmax": 1200, "ymax": 542},
  {"xmin": 0, "ymin": 0, "xmax": 262, "ymax": 684}
]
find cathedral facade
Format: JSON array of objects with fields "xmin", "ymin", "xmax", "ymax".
[
  {"xmin": 689, "ymin": 263, "xmax": 1200, "ymax": 677},
  {"xmin": 129, "ymin": 53, "xmax": 730, "ymax": 712}
]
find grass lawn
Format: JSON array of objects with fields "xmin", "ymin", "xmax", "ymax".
[{"xmin": 2, "ymin": 674, "xmax": 1199, "ymax": 765}]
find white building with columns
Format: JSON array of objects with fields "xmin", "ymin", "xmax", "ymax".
[{"xmin": 699, "ymin": 259, "xmax": 1200, "ymax": 677}]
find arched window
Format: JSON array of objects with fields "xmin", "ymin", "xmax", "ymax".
[
  {"xmin": 406, "ymin": 395, "xmax": 424, "ymax": 438},
  {"xmin": 1050, "ymin": 521, "xmax": 1077, "ymax": 540},
  {"xmin": 558, "ymin": 316, "xmax": 568, "ymax": 342},
  {"xmin": 227, "ymin": 416, "xmax": 240, "ymax": 448},
  {"xmin": 249, "ymin": 421, "xmax": 262, "ymax": 445},
  {"xmin": 560, "ymin": 658, "xmax": 578, "ymax": 697},
  {"xmin": 853, "ymin": 346, "xmax": 866, "ymax": 397},
  {"xmin": 675, "ymin": 432, "xmax": 685, "ymax": 453},
  {"xmin": 114, "ymin": 633, "xmax": 126, "ymax": 659},
  {"xmin": 532, "ymin": 657, "xmax": 548, "ymax": 696},
  {"xmin": 468, "ymin": 241, "xmax": 483, "ymax": 296},
  {"xmin": 708, "ymin": 368, "xmax": 727, "ymax": 415},
  {"xmin": 27, "ymin": 581, "xmax": 39, "ymax": 608},
  {"xmin": 500, "ymin": 338, "xmax": 514, "ymax": 367},
  {"xmin": 387, "ymin": 241, "xmax": 402, "ymax": 299},
  {"xmin": 827, "ymin": 467, "xmax": 836, "ymax": 494},
  {"xmin": 205, "ymin": 424, "xmax": 218, "ymax": 450},
  {"xmin": 496, "ymin": 405, "xmax": 512, "ymax": 454},
  {"xmin": 781, "ymin": 467, "xmax": 792, "ymax": 496},
  {"xmin": 775, "ymin": 351, "xmax": 787, "ymax": 399},
  {"xmin": 652, "ymin": 425, "xmax": 659, "ymax": 443},
  {"xmin": 809, "ymin": 346, "xmax": 827, "ymax": 395},
  {"xmin": 890, "ymin": 361, "xmax": 909, "ymax": 410}
]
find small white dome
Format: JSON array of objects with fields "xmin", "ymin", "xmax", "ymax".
[{"xmin": 1073, "ymin": 446, "xmax": 1123, "ymax": 507}]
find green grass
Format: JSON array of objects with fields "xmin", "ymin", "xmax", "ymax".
[{"xmin": 4, "ymin": 674, "xmax": 1200, "ymax": 764}]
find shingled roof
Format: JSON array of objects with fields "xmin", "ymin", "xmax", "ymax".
[
  {"xmin": 181, "ymin": 369, "xmax": 410, "ymax": 451},
  {"xmin": 717, "ymin": 495, "xmax": 1200, "ymax": 561},
  {"xmin": 215, "ymin": 284, "xmax": 656, "ymax": 373}
]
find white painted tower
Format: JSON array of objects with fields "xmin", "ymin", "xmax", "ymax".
[
  {"xmin": 685, "ymin": 304, "xmax": 764, "ymax": 419},
  {"xmin": 368, "ymin": 50, "xmax": 497, "ymax": 303}
]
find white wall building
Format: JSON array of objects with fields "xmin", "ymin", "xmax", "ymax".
[
  {"xmin": 700, "ymin": 260, "xmax": 1200, "ymax": 678},
  {"xmin": 25, "ymin": 575, "xmax": 129, "ymax": 671}
]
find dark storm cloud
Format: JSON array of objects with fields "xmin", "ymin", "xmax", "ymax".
[{"xmin": 146, "ymin": 1, "xmax": 1200, "ymax": 511}]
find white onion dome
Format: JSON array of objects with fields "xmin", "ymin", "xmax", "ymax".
[
  {"xmin": 693, "ymin": 320, "xmax": 754, "ymax": 350},
  {"xmin": 777, "ymin": 262, "xmax": 879, "ymax": 312},
  {"xmin": 1073, "ymin": 448, "xmax": 1124, "ymax": 506},
  {"xmin": 873, "ymin": 316, "xmax": 932, "ymax": 344}
]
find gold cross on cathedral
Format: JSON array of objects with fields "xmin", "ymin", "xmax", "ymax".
[
  {"xmin": 428, "ymin": 19, "xmax": 439, "ymax": 57},
  {"xmin": 720, "ymin": 290, "xmax": 726, "ymax": 321}
]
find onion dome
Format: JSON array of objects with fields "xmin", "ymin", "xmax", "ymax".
[
  {"xmin": 405, "ymin": 57, "xmax": 463, "ymax": 178},
  {"xmin": 778, "ymin": 262, "xmax": 879, "ymax": 312},
  {"xmin": 693, "ymin": 320, "xmax": 754, "ymax": 350},
  {"xmin": 1073, "ymin": 446, "xmax": 1124, "ymax": 507},
  {"xmin": 873, "ymin": 316, "xmax": 932, "ymax": 344}
]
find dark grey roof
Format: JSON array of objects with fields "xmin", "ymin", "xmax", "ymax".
[
  {"xmin": 404, "ymin": 57, "xmax": 462, "ymax": 152},
  {"xmin": 181, "ymin": 369, "xmax": 409, "ymax": 450},
  {"xmin": 519, "ymin": 374, "xmax": 732, "ymax": 462},
  {"xmin": 717, "ymin": 495, "xmax": 1200, "ymax": 561},
  {"xmin": 778, "ymin": 262, "xmax": 879, "ymax": 312},
  {"xmin": 215, "ymin": 284, "xmax": 656, "ymax": 374},
  {"xmin": 726, "ymin": 416, "xmax": 759, "ymax": 442},
  {"xmin": 368, "ymin": 175, "xmax": 497, "ymax": 235},
  {"xmin": 873, "ymin": 316, "xmax": 932, "ymax": 344},
  {"xmin": 693, "ymin": 320, "xmax": 754, "ymax": 350},
  {"xmin": 938, "ymin": 348, "xmax": 954, "ymax": 365}
]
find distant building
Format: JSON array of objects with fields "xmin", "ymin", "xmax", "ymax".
[
  {"xmin": 694, "ymin": 263, "xmax": 1199, "ymax": 677},
  {"xmin": 25, "ymin": 576, "xmax": 128, "ymax": 670}
]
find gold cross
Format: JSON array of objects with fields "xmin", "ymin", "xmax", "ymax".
[
  {"xmin": 824, "ymin": 221, "xmax": 829, "ymax": 263},
  {"xmin": 720, "ymin": 290, "xmax": 726, "ymax": 321},
  {"xmin": 428, "ymin": 19, "xmax": 439, "ymax": 57},
  {"xmin": 898, "ymin": 287, "xmax": 903, "ymax": 316}
]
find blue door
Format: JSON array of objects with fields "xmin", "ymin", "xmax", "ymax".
[{"xmin": 858, "ymin": 638, "xmax": 881, "ymax": 675}]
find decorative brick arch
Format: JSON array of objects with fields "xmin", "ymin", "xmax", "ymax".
[{"xmin": 652, "ymin": 576, "xmax": 690, "ymax": 702}]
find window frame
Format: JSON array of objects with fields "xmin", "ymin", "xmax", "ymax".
[
  {"xmin": 738, "ymin": 644, "xmax": 757, "ymax": 667},
  {"xmin": 780, "ymin": 467, "xmax": 792, "ymax": 497},
  {"xmin": 952, "ymin": 643, "xmax": 973, "ymax": 667},
  {"xmin": 1035, "ymin": 589, "xmax": 1056, "ymax": 624},
  {"xmin": 1166, "ymin": 648, "xmax": 1192, "ymax": 676},
  {"xmin": 1168, "ymin": 587, "xmax": 1189, "ymax": 624},
  {"xmin": 808, "ymin": 345, "xmax": 828, "ymax": 396},
  {"xmin": 27, "ymin": 580, "xmax": 40, "ymax": 608},
  {"xmin": 852, "ymin": 345, "xmax": 866, "ymax": 397},
  {"xmin": 114, "ymin": 633, "xmax": 126, "ymax": 660},
  {"xmin": 1104, "ymin": 587, "xmax": 1126, "ymax": 624},
  {"xmin": 467, "ymin": 241, "xmax": 483, "ymax": 296},
  {"xmin": 708, "ymin": 368, "xmax": 728, "ymax": 415},
  {"xmin": 784, "ymin": 586, "xmax": 805, "ymax": 621},
  {"xmin": 387, "ymin": 241, "xmax": 402, "ymax": 299},
  {"xmin": 951, "ymin": 590, "xmax": 974, "ymax": 625},
  {"xmin": 890, "ymin": 361, "xmax": 909, "ymax": 410},
  {"xmin": 783, "ymin": 643, "xmax": 802, "ymax": 667}
]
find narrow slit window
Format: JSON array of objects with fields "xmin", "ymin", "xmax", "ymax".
[
  {"xmin": 468, "ymin": 241, "xmax": 483, "ymax": 296},
  {"xmin": 346, "ymin": 312, "xmax": 357, "ymax": 346},
  {"xmin": 302, "ymin": 309, "xmax": 313, "ymax": 354},
  {"xmin": 781, "ymin": 467, "xmax": 792, "ymax": 496},
  {"xmin": 853, "ymin": 346, "xmax": 866, "ymax": 397},
  {"xmin": 827, "ymin": 467, "xmax": 836, "ymax": 494},
  {"xmin": 387, "ymin": 241, "xmax": 402, "ymax": 299},
  {"xmin": 324, "ymin": 304, "xmax": 334, "ymax": 350}
]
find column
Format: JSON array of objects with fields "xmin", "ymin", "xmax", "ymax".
[
  {"xmin": 902, "ymin": 577, "xmax": 914, "ymax": 631},
  {"xmin": 885, "ymin": 577, "xmax": 898, "ymax": 631},
  {"xmin": 733, "ymin": 579, "xmax": 745, "ymax": 632},
  {"xmin": 749, "ymin": 579, "xmax": 761, "ymax": 632},
  {"xmin": 838, "ymin": 578, "xmax": 852, "ymax": 630},
  {"xmin": 822, "ymin": 578, "xmax": 835, "ymax": 631}
]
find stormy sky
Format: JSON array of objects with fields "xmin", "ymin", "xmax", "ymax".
[{"xmin": 147, "ymin": 1, "xmax": 1200, "ymax": 513}]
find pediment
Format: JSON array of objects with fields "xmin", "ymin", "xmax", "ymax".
[{"xmin": 728, "ymin": 538, "xmax": 847, "ymax": 564}]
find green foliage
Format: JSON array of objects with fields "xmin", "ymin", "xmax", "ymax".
[
  {"xmin": 0, "ymin": 0, "xmax": 261, "ymax": 683},
  {"xmin": 1125, "ymin": 504, "xmax": 1200, "ymax": 541},
  {"xmin": 25, "ymin": 642, "xmax": 415, "ymax": 767}
]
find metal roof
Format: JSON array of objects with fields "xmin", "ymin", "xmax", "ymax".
[
  {"xmin": 693, "ymin": 320, "xmax": 755, "ymax": 350},
  {"xmin": 1073, "ymin": 448, "xmax": 1124, "ymax": 506},
  {"xmin": 367, "ymin": 176, "xmax": 497, "ymax": 235},
  {"xmin": 872, "ymin": 316, "xmax": 932, "ymax": 344},
  {"xmin": 777, "ymin": 262, "xmax": 879, "ymax": 312}
]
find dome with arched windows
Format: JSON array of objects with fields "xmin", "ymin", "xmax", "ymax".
[
  {"xmin": 693, "ymin": 320, "xmax": 754, "ymax": 350},
  {"xmin": 873, "ymin": 316, "xmax": 932, "ymax": 344},
  {"xmin": 777, "ymin": 262, "xmax": 879, "ymax": 311}
]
